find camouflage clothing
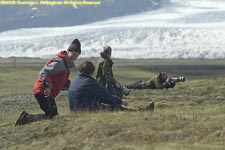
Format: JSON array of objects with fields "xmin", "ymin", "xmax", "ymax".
[
  {"xmin": 96, "ymin": 45, "xmax": 130, "ymax": 98},
  {"xmin": 96, "ymin": 58, "xmax": 122, "ymax": 96},
  {"xmin": 140, "ymin": 76, "xmax": 175, "ymax": 89},
  {"xmin": 96, "ymin": 58, "xmax": 114, "ymax": 88},
  {"xmin": 126, "ymin": 73, "xmax": 176, "ymax": 90}
]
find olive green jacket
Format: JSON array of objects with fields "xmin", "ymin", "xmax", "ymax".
[
  {"xmin": 96, "ymin": 58, "xmax": 114, "ymax": 88},
  {"xmin": 141, "ymin": 76, "xmax": 175, "ymax": 89}
]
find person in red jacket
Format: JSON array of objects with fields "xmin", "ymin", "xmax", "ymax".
[{"xmin": 15, "ymin": 39, "xmax": 81, "ymax": 126}]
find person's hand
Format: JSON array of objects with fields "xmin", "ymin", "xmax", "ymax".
[
  {"xmin": 44, "ymin": 88, "xmax": 51, "ymax": 97},
  {"xmin": 122, "ymin": 100, "xmax": 128, "ymax": 106}
]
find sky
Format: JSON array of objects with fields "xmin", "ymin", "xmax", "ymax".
[{"xmin": 0, "ymin": 0, "xmax": 225, "ymax": 59}]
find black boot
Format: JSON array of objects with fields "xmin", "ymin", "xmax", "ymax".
[
  {"xmin": 15, "ymin": 111, "xmax": 46, "ymax": 126},
  {"xmin": 15, "ymin": 111, "xmax": 32, "ymax": 126},
  {"xmin": 125, "ymin": 81, "xmax": 142, "ymax": 89},
  {"xmin": 147, "ymin": 100, "xmax": 154, "ymax": 111},
  {"xmin": 138, "ymin": 100, "xmax": 154, "ymax": 111}
]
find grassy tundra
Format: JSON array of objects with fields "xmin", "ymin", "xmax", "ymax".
[{"xmin": 1, "ymin": 58, "xmax": 225, "ymax": 150}]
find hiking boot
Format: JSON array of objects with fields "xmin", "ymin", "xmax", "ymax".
[
  {"xmin": 148, "ymin": 100, "xmax": 154, "ymax": 111},
  {"xmin": 15, "ymin": 111, "xmax": 30, "ymax": 126}
]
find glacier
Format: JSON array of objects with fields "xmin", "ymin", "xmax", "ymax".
[{"xmin": 0, "ymin": 0, "xmax": 225, "ymax": 59}]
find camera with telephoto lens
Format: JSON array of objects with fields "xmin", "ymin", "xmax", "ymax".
[
  {"xmin": 171, "ymin": 76, "xmax": 185, "ymax": 82},
  {"xmin": 114, "ymin": 82, "xmax": 130, "ymax": 96}
]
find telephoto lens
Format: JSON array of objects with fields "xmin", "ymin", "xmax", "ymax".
[
  {"xmin": 114, "ymin": 82, "xmax": 130, "ymax": 96},
  {"xmin": 171, "ymin": 76, "xmax": 185, "ymax": 82},
  {"xmin": 121, "ymin": 86, "xmax": 130, "ymax": 96}
]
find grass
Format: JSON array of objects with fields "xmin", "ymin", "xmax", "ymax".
[{"xmin": 1, "ymin": 58, "xmax": 225, "ymax": 150}]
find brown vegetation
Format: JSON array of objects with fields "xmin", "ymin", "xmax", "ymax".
[{"xmin": 1, "ymin": 58, "xmax": 225, "ymax": 150}]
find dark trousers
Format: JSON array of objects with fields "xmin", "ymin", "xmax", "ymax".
[{"xmin": 34, "ymin": 93, "xmax": 58, "ymax": 118}]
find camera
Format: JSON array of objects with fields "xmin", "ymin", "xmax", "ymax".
[
  {"xmin": 171, "ymin": 76, "xmax": 185, "ymax": 82},
  {"xmin": 114, "ymin": 82, "xmax": 130, "ymax": 96}
]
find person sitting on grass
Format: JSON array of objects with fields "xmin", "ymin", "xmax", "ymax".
[
  {"xmin": 68, "ymin": 60, "xmax": 128, "ymax": 111},
  {"xmin": 15, "ymin": 39, "xmax": 81, "ymax": 126}
]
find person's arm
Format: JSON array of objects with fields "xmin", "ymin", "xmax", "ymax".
[
  {"xmin": 39, "ymin": 57, "xmax": 66, "ymax": 95},
  {"xmin": 151, "ymin": 77, "xmax": 175, "ymax": 89},
  {"xmin": 162, "ymin": 77, "xmax": 176, "ymax": 89},
  {"xmin": 146, "ymin": 78, "xmax": 165, "ymax": 89},
  {"xmin": 90, "ymin": 82, "xmax": 127, "ymax": 106},
  {"xmin": 140, "ymin": 78, "xmax": 159, "ymax": 89}
]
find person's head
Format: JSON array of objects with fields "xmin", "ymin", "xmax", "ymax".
[
  {"xmin": 71, "ymin": 39, "xmax": 81, "ymax": 49},
  {"xmin": 78, "ymin": 61, "xmax": 95, "ymax": 76},
  {"xmin": 158, "ymin": 72, "xmax": 169, "ymax": 82},
  {"xmin": 100, "ymin": 45, "xmax": 112, "ymax": 59},
  {"xmin": 67, "ymin": 39, "xmax": 81, "ymax": 61}
]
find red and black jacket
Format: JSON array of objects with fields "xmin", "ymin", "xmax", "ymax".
[{"xmin": 33, "ymin": 51, "xmax": 74, "ymax": 98}]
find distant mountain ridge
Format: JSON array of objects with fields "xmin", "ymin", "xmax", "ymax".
[{"xmin": 0, "ymin": 0, "xmax": 159, "ymax": 32}]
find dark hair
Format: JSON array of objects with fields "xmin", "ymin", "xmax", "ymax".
[{"xmin": 78, "ymin": 61, "xmax": 95, "ymax": 75}]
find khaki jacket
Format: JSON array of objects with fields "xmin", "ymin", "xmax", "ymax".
[
  {"xmin": 96, "ymin": 58, "xmax": 114, "ymax": 88},
  {"xmin": 141, "ymin": 76, "xmax": 175, "ymax": 89}
]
